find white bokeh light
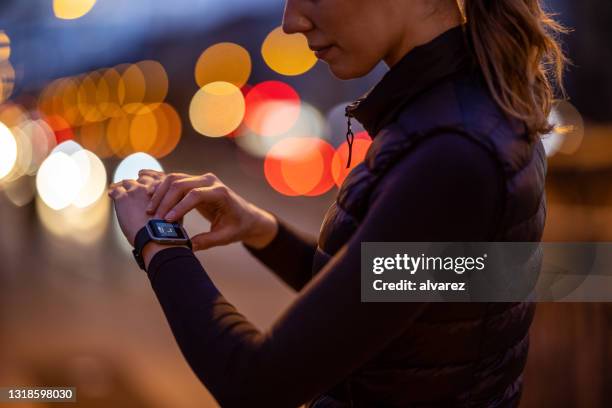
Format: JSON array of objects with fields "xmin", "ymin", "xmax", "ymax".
[
  {"xmin": 36, "ymin": 152, "xmax": 84, "ymax": 210},
  {"xmin": 0, "ymin": 121, "xmax": 17, "ymax": 179},
  {"xmin": 542, "ymin": 107, "xmax": 565, "ymax": 157},
  {"xmin": 71, "ymin": 150, "xmax": 107, "ymax": 208},
  {"xmin": 51, "ymin": 140, "xmax": 83, "ymax": 156},
  {"xmin": 113, "ymin": 152, "xmax": 163, "ymax": 183}
]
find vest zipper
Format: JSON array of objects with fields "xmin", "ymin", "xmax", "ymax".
[{"xmin": 344, "ymin": 98, "xmax": 363, "ymax": 169}]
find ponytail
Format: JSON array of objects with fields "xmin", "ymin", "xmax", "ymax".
[{"xmin": 461, "ymin": 0, "xmax": 569, "ymax": 139}]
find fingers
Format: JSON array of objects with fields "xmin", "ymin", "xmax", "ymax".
[
  {"xmin": 137, "ymin": 175, "xmax": 160, "ymax": 195},
  {"xmin": 165, "ymin": 186, "xmax": 226, "ymax": 222},
  {"xmin": 147, "ymin": 173, "xmax": 185, "ymax": 216},
  {"xmin": 108, "ymin": 185, "xmax": 127, "ymax": 200},
  {"xmin": 108, "ymin": 179, "xmax": 148, "ymax": 201},
  {"xmin": 138, "ymin": 169, "xmax": 164, "ymax": 180},
  {"xmin": 191, "ymin": 228, "xmax": 233, "ymax": 251},
  {"xmin": 148, "ymin": 172, "xmax": 217, "ymax": 218},
  {"xmin": 154, "ymin": 177, "xmax": 206, "ymax": 219}
]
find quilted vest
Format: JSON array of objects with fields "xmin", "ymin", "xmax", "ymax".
[{"xmin": 308, "ymin": 27, "xmax": 547, "ymax": 408}]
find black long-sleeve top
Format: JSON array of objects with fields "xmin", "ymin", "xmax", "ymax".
[{"xmin": 145, "ymin": 131, "xmax": 504, "ymax": 407}]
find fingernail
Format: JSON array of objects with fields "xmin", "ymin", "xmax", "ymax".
[{"xmin": 165, "ymin": 210, "xmax": 176, "ymax": 220}]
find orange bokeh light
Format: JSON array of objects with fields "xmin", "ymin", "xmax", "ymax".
[
  {"xmin": 264, "ymin": 137, "xmax": 335, "ymax": 197},
  {"xmin": 331, "ymin": 131, "xmax": 372, "ymax": 187}
]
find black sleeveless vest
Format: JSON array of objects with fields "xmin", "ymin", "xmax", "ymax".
[{"xmin": 308, "ymin": 26, "xmax": 547, "ymax": 408}]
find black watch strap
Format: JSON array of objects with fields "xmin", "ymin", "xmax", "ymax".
[
  {"xmin": 132, "ymin": 224, "xmax": 193, "ymax": 271},
  {"xmin": 132, "ymin": 226, "xmax": 152, "ymax": 271}
]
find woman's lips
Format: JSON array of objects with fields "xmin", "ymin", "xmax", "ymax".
[{"xmin": 314, "ymin": 45, "xmax": 333, "ymax": 59}]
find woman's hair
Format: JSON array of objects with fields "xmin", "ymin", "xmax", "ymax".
[{"xmin": 460, "ymin": 0, "xmax": 569, "ymax": 138}]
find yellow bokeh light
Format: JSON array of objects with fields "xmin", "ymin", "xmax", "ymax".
[
  {"xmin": 189, "ymin": 81, "xmax": 245, "ymax": 137},
  {"xmin": 0, "ymin": 121, "xmax": 17, "ymax": 179},
  {"xmin": 119, "ymin": 64, "xmax": 146, "ymax": 112},
  {"xmin": 77, "ymin": 71, "xmax": 104, "ymax": 123},
  {"xmin": 149, "ymin": 103, "xmax": 182, "ymax": 158},
  {"xmin": 106, "ymin": 112, "xmax": 132, "ymax": 157},
  {"xmin": 195, "ymin": 42, "xmax": 251, "ymax": 88},
  {"xmin": 0, "ymin": 31, "xmax": 10, "ymax": 61},
  {"xmin": 78, "ymin": 120, "xmax": 113, "ymax": 158},
  {"xmin": 261, "ymin": 26, "xmax": 317, "ymax": 76},
  {"xmin": 0, "ymin": 60, "xmax": 15, "ymax": 103},
  {"xmin": 53, "ymin": 0, "xmax": 97, "ymax": 20},
  {"xmin": 96, "ymin": 68, "xmax": 123, "ymax": 118},
  {"xmin": 130, "ymin": 106, "xmax": 158, "ymax": 152},
  {"xmin": 120, "ymin": 60, "xmax": 168, "ymax": 114}
]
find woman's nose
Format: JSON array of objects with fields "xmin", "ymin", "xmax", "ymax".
[{"xmin": 282, "ymin": 0, "xmax": 313, "ymax": 34}]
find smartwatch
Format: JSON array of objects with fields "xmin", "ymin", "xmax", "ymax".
[{"xmin": 132, "ymin": 219, "xmax": 192, "ymax": 271}]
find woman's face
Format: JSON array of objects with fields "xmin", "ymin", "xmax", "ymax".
[{"xmin": 282, "ymin": 0, "xmax": 423, "ymax": 79}]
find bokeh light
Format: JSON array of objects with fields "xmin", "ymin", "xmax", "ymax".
[
  {"xmin": 37, "ymin": 194, "xmax": 110, "ymax": 245},
  {"xmin": 0, "ymin": 121, "xmax": 17, "ymax": 179},
  {"xmin": 542, "ymin": 100, "xmax": 584, "ymax": 157},
  {"xmin": 120, "ymin": 60, "xmax": 168, "ymax": 114},
  {"xmin": 553, "ymin": 100, "xmax": 585, "ymax": 155},
  {"xmin": 18, "ymin": 118, "xmax": 57, "ymax": 175},
  {"xmin": 36, "ymin": 151, "xmax": 83, "ymax": 210},
  {"xmin": 195, "ymin": 42, "xmax": 251, "ymax": 88},
  {"xmin": 53, "ymin": 0, "xmax": 97, "ymax": 20},
  {"xmin": 96, "ymin": 68, "xmax": 123, "ymax": 118},
  {"xmin": 4, "ymin": 175, "xmax": 36, "ymax": 207},
  {"xmin": 261, "ymin": 26, "xmax": 317, "ymax": 76},
  {"xmin": 235, "ymin": 101, "xmax": 325, "ymax": 158},
  {"xmin": 331, "ymin": 131, "xmax": 372, "ymax": 187},
  {"xmin": 189, "ymin": 81, "xmax": 245, "ymax": 137},
  {"xmin": 264, "ymin": 137, "xmax": 335, "ymax": 196},
  {"xmin": 0, "ymin": 60, "xmax": 15, "ymax": 103},
  {"xmin": 71, "ymin": 149, "xmax": 107, "ymax": 208},
  {"xmin": 243, "ymin": 81, "xmax": 301, "ymax": 136},
  {"xmin": 113, "ymin": 152, "xmax": 163, "ymax": 183},
  {"xmin": 0, "ymin": 30, "xmax": 10, "ymax": 61},
  {"xmin": 6, "ymin": 126, "xmax": 33, "ymax": 182},
  {"xmin": 51, "ymin": 139, "xmax": 83, "ymax": 156},
  {"xmin": 78, "ymin": 120, "xmax": 112, "ymax": 158},
  {"xmin": 106, "ymin": 112, "xmax": 132, "ymax": 157},
  {"xmin": 148, "ymin": 103, "xmax": 182, "ymax": 158}
]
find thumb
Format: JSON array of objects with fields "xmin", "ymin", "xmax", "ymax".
[{"xmin": 191, "ymin": 228, "xmax": 233, "ymax": 251}]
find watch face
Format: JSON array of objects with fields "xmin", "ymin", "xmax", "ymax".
[{"xmin": 148, "ymin": 219, "xmax": 187, "ymax": 240}]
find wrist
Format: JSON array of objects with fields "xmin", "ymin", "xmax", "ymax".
[
  {"xmin": 142, "ymin": 241, "xmax": 190, "ymax": 271},
  {"xmin": 242, "ymin": 207, "xmax": 278, "ymax": 250}
]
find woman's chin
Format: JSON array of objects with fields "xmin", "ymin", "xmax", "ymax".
[
  {"xmin": 328, "ymin": 63, "xmax": 368, "ymax": 80},
  {"xmin": 326, "ymin": 58, "xmax": 375, "ymax": 80}
]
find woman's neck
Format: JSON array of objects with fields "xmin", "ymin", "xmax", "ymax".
[{"xmin": 384, "ymin": 4, "xmax": 464, "ymax": 68}]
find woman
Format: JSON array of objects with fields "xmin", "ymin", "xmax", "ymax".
[{"xmin": 110, "ymin": 0, "xmax": 567, "ymax": 406}]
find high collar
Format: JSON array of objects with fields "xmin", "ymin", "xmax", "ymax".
[{"xmin": 346, "ymin": 25, "xmax": 474, "ymax": 137}]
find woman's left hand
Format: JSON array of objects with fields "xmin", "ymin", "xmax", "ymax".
[{"xmin": 108, "ymin": 179, "xmax": 153, "ymax": 246}]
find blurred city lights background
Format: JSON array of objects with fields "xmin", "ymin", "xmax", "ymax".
[{"xmin": 0, "ymin": 1, "xmax": 611, "ymax": 407}]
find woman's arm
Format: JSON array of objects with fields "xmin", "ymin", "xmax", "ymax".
[
  {"xmin": 242, "ymin": 216, "xmax": 318, "ymax": 291},
  {"xmin": 137, "ymin": 170, "xmax": 318, "ymax": 291},
  {"xmin": 144, "ymin": 132, "xmax": 504, "ymax": 407}
]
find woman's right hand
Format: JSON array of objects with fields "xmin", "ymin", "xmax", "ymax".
[{"xmin": 138, "ymin": 169, "xmax": 278, "ymax": 251}]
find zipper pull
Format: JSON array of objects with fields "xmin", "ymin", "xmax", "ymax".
[{"xmin": 344, "ymin": 105, "xmax": 356, "ymax": 169}]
